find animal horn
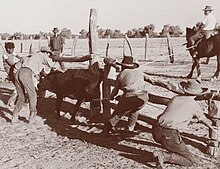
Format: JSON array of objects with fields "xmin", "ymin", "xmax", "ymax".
[{"xmin": 124, "ymin": 34, "xmax": 133, "ymax": 56}]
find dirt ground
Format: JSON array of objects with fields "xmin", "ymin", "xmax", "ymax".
[{"xmin": 1, "ymin": 55, "xmax": 220, "ymax": 169}]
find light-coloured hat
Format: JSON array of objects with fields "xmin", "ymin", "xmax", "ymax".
[
  {"xmin": 203, "ymin": 6, "xmax": 214, "ymax": 11},
  {"xmin": 179, "ymin": 79, "xmax": 208, "ymax": 96},
  {"xmin": 116, "ymin": 56, "xmax": 139, "ymax": 69},
  {"xmin": 40, "ymin": 46, "xmax": 52, "ymax": 54},
  {"xmin": 52, "ymin": 27, "xmax": 60, "ymax": 33}
]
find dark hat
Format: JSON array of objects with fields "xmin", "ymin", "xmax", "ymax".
[
  {"xmin": 5, "ymin": 42, "xmax": 15, "ymax": 49},
  {"xmin": 52, "ymin": 27, "xmax": 60, "ymax": 33},
  {"xmin": 203, "ymin": 6, "xmax": 214, "ymax": 11},
  {"xmin": 179, "ymin": 79, "xmax": 208, "ymax": 96},
  {"xmin": 116, "ymin": 56, "xmax": 139, "ymax": 69},
  {"xmin": 40, "ymin": 46, "xmax": 52, "ymax": 54}
]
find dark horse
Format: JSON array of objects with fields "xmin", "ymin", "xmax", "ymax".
[{"xmin": 186, "ymin": 27, "xmax": 220, "ymax": 79}]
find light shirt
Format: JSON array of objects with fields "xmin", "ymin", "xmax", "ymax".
[
  {"xmin": 202, "ymin": 13, "xmax": 217, "ymax": 30},
  {"xmin": 158, "ymin": 95, "xmax": 206, "ymax": 131},
  {"xmin": 2, "ymin": 52, "xmax": 20, "ymax": 73},
  {"xmin": 2, "ymin": 51, "xmax": 19, "ymax": 64},
  {"xmin": 117, "ymin": 68, "xmax": 147, "ymax": 92},
  {"xmin": 22, "ymin": 52, "xmax": 55, "ymax": 75}
]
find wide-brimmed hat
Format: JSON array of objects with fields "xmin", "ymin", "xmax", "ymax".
[
  {"xmin": 179, "ymin": 79, "xmax": 208, "ymax": 96},
  {"xmin": 40, "ymin": 46, "xmax": 52, "ymax": 54},
  {"xmin": 52, "ymin": 27, "xmax": 60, "ymax": 33},
  {"xmin": 116, "ymin": 56, "xmax": 139, "ymax": 69},
  {"xmin": 203, "ymin": 6, "xmax": 214, "ymax": 11}
]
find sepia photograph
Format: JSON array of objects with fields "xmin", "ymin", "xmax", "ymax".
[{"xmin": 0, "ymin": 0, "xmax": 220, "ymax": 168}]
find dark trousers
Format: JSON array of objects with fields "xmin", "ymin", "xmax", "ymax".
[
  {"xmin": 13, "ymin": 67, "xmax": 37, "ymax": 116},
  {"xmin": 189, "ymin": 30, "xmax": 213, "ymax": 46},
  {"xmin": 152, "ymin": 124, "xmax": 194, "ymax": 166},
  {"xmin": 53, "ymin": 50, "xmax": 66, "ymax": 71},
  {"xmin": 110, "ymin": 93, "xmax": 148, "ymax": 130}
]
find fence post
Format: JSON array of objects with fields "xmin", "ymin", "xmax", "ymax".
[
  {"xmin": 166, "ymin": 33, "xmax": 174, "ymax": 63},
  {"xmin": 144, "ymin": 33, "xmax": 148, "ymax": 60},
  {"xmin": 88, "ymin": 8, "xmax": 101, "ymax": 118},
  {"xmin": 71, "ymin": 35, "xmax": 78, "ymax": 55}
]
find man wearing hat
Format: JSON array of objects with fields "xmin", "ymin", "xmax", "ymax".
[
  {"xmin": 102, "ymin": 56, "xmax": 149, "ymax": 133},
  {"xmin": 49, "ymin": 27, "xmax": 66, "ymax": 70},
  {"xmin": 11, "ymin": 46, "xmax": 92, "ymax": 124},
  {"xmin": 189, "ymin": 5, "xmax": 217, "ymax": 56},
  {"xmin": 152, "ymin": 79, "xmax": 215, "ymax": 168}
]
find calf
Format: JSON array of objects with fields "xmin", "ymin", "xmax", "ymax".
[{"xmin": 38, "ymin": 62, "xmax": 103, "ymax": 121}]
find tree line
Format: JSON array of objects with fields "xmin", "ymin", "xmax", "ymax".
[{"xmin": 0, "ymin": 24, "xmax": 184, "ymax": 40}]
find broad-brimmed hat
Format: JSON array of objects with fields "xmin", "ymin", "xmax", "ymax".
[
  {"xmin": 116, "ymin": 56, "xmax": 139, "ymax": 69},
  {"xmin": 40, "ymin": 46, "xmax": 52, "ymax": 54},
  {"xmin": 52, "ymin": 27, "xmax": 60, "ymax": 33},
  {"xmin": 179, "ymin": 79, "xmax": 208, "ymax": 96},
  {"xmin": 203, "ymin": 6, "xmax": 214, "ymax": 11}
]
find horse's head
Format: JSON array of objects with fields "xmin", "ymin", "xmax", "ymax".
[{"xmin": 186, "ymin": 27, "xmax": 197, "ymax": 47}]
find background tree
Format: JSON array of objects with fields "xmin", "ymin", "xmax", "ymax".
[
  {"xmin": 79, "ymin": 29, "xmax": 88, "ymax": 39},
  {"xmin": 144, "ymin": 24, "xmax": 155, "ymax": 37},
  {"xmin": 60, "ymin": 28, "xmax": 72, "ymax": 39},
  {"xmin": 160, "ymin": 24, "xmax": 183, "ymax": 37}
]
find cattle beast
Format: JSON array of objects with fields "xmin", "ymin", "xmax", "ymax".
[{"xmin": 38, "ymin": 62, "xmax": 103, "ymax": 121}]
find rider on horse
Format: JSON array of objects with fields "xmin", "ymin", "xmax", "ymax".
[{"xmin": 189, "ymin": 5, "xmax": 217, "ymax": 57}]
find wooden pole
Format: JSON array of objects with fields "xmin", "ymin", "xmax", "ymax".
[
  {"xmin": 88, "ymin": 8, "xmax": 101, "ymax": 118},
  {"xmin": 88, "ymin": 8, "xmax": 99, "ymax": 65},
  {"xmin": 20, "ymin": 43, "xmax": 23, "ymax": 53},
  {"xmin": 166, "ymin": 33, "xmax": 174, "ymax": 63},
  {"xmin": 102, "ymin": 35, "xmax": 111, "ymax": 118},
  {"xmin": 38, "ymin": 37, "xmax": 41, "ymax": 51},
  {"xmin": 71, "ymin": 35, "xmax": 78, "ymax": 56},
  {"xmin": 144, "ymin": 33, "xmax": 148, "ymax": 60}
]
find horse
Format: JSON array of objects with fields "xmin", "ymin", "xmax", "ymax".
[{"xmin": 185, "ymin": 27, "xmax": 220, "ymax": 79}]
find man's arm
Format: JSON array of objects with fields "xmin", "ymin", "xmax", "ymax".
[{"xmin": 51, "ymin": 54, "xmax": 92, "ymax": 62}]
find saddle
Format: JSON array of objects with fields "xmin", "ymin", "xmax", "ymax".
[{"xmin": 204, "ymin": 30, "xmax": 219, "ymax": 39}]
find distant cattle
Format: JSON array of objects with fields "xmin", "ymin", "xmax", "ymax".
[{"xmin": 38, "ymin": 62, "xmax": 103, "ymax": 121}]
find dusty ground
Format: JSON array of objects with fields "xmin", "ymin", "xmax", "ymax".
[{"xmin": 1, "ymin": 38, "xmax": 220, "ymax": 169}]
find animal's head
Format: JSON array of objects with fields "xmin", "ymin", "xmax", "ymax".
[
  {"xmin": 37, "ymin": 69, "xmax": 60, "ymax": 97},
  {"xmin": 186, "ymin": 27, "xmax": 197, "ymax": 47},
  {"xmin": 89, "ymin": 62, "xmax": 104, "ymax": 84}
]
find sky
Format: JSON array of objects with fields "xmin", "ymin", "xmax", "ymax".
[{"xmin": 0, "ymin": 0, "xmax": 219, "ymax": 34}]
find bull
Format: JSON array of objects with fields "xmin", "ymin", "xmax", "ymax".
[{"xmin": 37, "ymin": 62, "xmax": 103, "ymax": 121}]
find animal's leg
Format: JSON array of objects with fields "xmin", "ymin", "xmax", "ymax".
[
  {"xmin": 196, "ymin": 58, "xmax": 201, "ymax": 78},
  {"xmin": 55, "ymin": 94, "xmax": 63, "ymax": 118},
  {"xmin": 70, "ymin": 99, "xmax": 83, "ymax": 121},
  {"xmin": 187, "ymin": 58, "xmax": 197, "ymax": 78},
  {"xmin": 213, "ymin": 55, "xmax": 220, "ymax": 78}
]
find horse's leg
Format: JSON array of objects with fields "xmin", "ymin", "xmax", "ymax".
[
  {"xmin": 213, "ymin": 55, "xmax": 220, "ymax": 78},
  {"xmin": 55, "ymin": 93, "xmax": 63, "ymax": 119},
  {"xmin": 187, "ymin": 58, "xmax": 198, "ymax": 78},
  {"xmin": 70, "ymin": 99, "xmax": 84, "ymax": 121},
  {"xmin": 196, "ymin": 58, "xmax": 201, "ymax": 78}
]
